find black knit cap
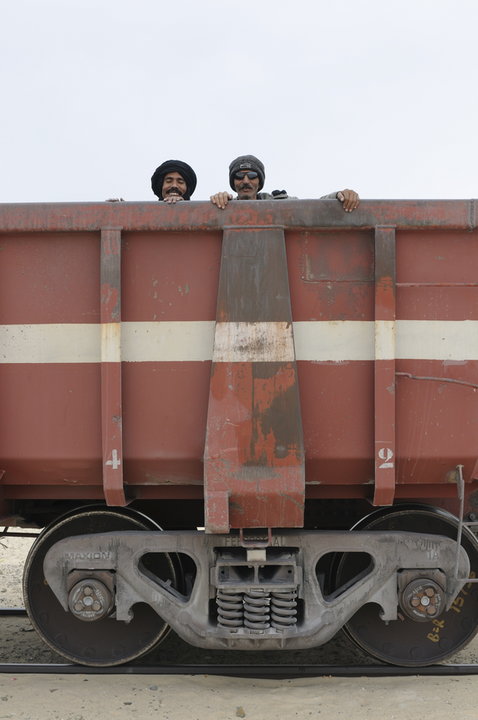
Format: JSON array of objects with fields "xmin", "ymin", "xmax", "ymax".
[
  {"xmin": 229, "ymin": 155, "xmax": 265, "ymax": 192},
  {"xmin": 151, "ymin": 160, "xmax": 197, "ymax": 200}
]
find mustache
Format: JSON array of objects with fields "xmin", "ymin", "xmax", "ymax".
[
  {"xmin": 166, "ymin": 186, "xmax": 183, "ymax": 195},
  {"xmin": 239, "ymin": 183, "xmax": 253, "ymax": 191}
]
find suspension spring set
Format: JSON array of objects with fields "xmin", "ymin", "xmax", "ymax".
[{"xmin": 216, "ymin": 588, "xmax": 298, "ymax": 630}]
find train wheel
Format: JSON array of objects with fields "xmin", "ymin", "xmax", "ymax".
[
  {"xmin": 23, "ymin": 506, "xmax": 178, "ymax": 666},
  {"xmin": 334, "ymin": 504, "xmax": 478, "ymax": 666}
]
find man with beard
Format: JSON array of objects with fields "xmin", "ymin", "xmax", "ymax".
[
  {"xmin": 210, "ymin": 154, "xmax": 360, "ymax": 212},
  {"xmin": 151, "ymin": 160, "xmax": 197, "ymax": 203}
]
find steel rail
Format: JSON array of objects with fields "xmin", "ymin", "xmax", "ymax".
[
  {"xmin": 0, "ymin": 662, "xmax": 477, "ymax": 677},
  {"xmin": 0, "ymin": 608, "xmax": 27, "ymax": 616},
  {"xmin": 3, "ymin": 608, "xmax": 478, "ymax": 677}
]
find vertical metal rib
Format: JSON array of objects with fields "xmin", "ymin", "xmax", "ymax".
[
  {"xmin": 373, "ymin": 226, "xmax": 397, "ymax": 506},
  {"xmin": 100, "ymin": 227, "xmax": 126, "ymax": 506}
]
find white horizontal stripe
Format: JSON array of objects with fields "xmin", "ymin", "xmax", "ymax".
[
  {"xmin": 122, "ymin": 321, "xmax": 215, "ymax": 361},
  {"xmin": 1, "ymin": 320, "xmax": 477, "ymax": 363},
  {"xmin": 375, "ymin": 320, "xmax": 395, "ymax": 361},
  {"xmin": 294, "ymin": 320, "xmax": 478, "ymax": 361},
  {"xmin": 0, "ymin": 322, "xmax": 215, "ymax": 363},
  {"xmin": 293, "ymin": 321, "xmax": 374, "ymax": 362},
  {"xmin": 213, "ymin": 322, "xmax": 295, "ymax": 362},
  {"xmin": 0, "ymin": 324, "xmax": 102, "ymax": 363},
  {"xmin": 101, "ymin": 323, "xmax": 121, "ymax": 363},
  {"xmin": 396, "ymin": 320, "xmax": 478, "ymax": 361}
]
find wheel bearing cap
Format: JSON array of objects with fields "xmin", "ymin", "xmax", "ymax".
[
  {"xmin": 67, "ymin": 578, "xmax": 114, "ymax": 622},
  {"xmin": 399, "ymin": 578, "xmax": 444, "ymax": 622}
]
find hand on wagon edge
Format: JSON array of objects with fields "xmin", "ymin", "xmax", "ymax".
[
  {"xmin": 163, "ymin": 194, "xmax": 185, "ymax": 204},
  {"xmin": 210, "ymin": 191, "xmax": 233, "ymax": 209},
  {"xmin": 336, "ymin": 189, "xmax": 360, "ymax": 212}
]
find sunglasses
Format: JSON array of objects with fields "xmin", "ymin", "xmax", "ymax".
[{"xmin": 234, "ymin": 171, "xmax": 258, "ymax": 180}]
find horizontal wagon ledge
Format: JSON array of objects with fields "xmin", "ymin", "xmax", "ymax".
[{"xmin": 0, "ymin": 198, "xmax": 477, "ymax": 232}]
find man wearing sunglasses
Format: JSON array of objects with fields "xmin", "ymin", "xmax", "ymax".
[{"xmin": 210, "ymin": 154, "xmax": 359, "ymax": 212}]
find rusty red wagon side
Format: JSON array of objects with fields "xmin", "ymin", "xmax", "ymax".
[{"xmin": 1, "ymin": 199, "xmax": 478, "ymax": 666}]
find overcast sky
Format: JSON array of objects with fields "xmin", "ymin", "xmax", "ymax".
[{"xmin": 2, "ymin": 0, "xmax": 478, "ymax": 202}]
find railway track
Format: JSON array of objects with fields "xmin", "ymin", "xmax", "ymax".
[
  {"xmin": 1, "ymin": 662, "xmax": 478, "ymax": 677},
  {"xmin": 2, "ymin": 608, "xmax": 478, "ymax": 677}
]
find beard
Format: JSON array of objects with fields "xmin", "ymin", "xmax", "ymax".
[
  {"xmin": 165, "ymin": 186, "xmax": 184, "ymax": 197},
  {"xmin": 237, "ymin": 184, "xmax": 256, "ymax": 199}
]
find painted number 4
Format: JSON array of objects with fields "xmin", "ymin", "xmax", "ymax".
[
  {"xmin": 106, "ymin": 449, "xmax": 121, "ymax": 470},
  {"xmin": 378, "ymin": 447, "xmax": 394, "ymax": 469}
]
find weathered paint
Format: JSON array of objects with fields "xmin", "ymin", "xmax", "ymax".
[
  {"xmin": 373, "ymin": 227, "xmax": 396, "ymax": 505},
  {"xmin": 100, "ymin": 228, "xmax": 126, "ymax": 506},
  {"xmin": 212, "ymin": 321, "xmax": 295, "ymax": 363},
  {"xmin": 204, "ymin": 228, "xmax": 305, "ymax": 532},
  {"xmin": 3, "ymin": 320, "xmax": 478, "ymax": 363},
  {"xmin": 0, "ymin": 201, "xmax": 477, "ymax": 521},
  {"xmin": 1, "ymin": 199, "xmax": 478, "ymax": 233}
]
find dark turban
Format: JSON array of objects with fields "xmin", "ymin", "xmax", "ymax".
[
  {"xmin": 229, "ymin": 154, "xmax": 265, "ymax": 192},
  {"xmin": 151, "ymin": 160, "xmax": 197, "ymax": 200}
]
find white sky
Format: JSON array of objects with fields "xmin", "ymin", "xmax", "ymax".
[{"xmin": 2, "ymin": 0, "xmax": 478, "ymax": 202}]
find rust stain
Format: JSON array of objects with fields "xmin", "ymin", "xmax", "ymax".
[
  {"xmin": 101, "ymin": 283, "xmax": 120, "ymax": 321},
  {"xmin": 208, "ymin": 363, "xmax": 302, "ymax": 469}
]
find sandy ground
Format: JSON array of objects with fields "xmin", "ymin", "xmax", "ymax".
[
  {"xmin": 1, "ymin": 530, "xmax": 478, "ymax": 720},
  {"xmin": 1, "ymin": 673, "xmax": 478, "ymax": 720}
]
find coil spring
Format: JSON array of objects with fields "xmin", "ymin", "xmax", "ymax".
[
  {"xmin": 271, "ymin": 590, "xmax": 298, "ymax": 628},
  {"xmin": 216, "ymin": 589, "xmax": 243, "ymax": 628},
  {"xmin": 243, "ymin": 590, "xmax": 270, "ymax": 630}
]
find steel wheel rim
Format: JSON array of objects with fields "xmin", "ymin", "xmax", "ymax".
[
  {"xmin": 23, "ymin": 506, "xmax": 178, "ymax": 667},
  {"xmin": 335, "ymin": 504, "xmax": 478, "ymax": 666}
]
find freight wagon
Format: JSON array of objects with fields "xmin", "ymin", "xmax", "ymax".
[{"xmin": 1, "ymin": 198, "xmax": 478, "ymax": 666}]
